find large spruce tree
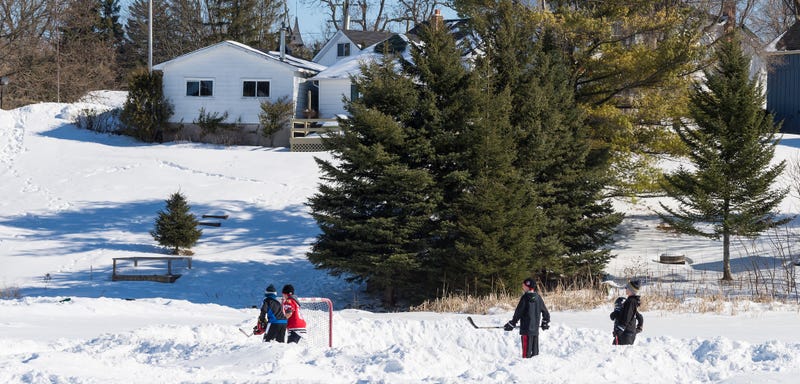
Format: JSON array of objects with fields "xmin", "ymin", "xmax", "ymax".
[
  {"xmin": 471, "ymin": 1, "xmax": 622, "ymax": 280},
  {"xmin": 308, "ymin": 22, "xmax": 545, "ymax": 303},
  {"xmin": 308, "ymin": 52, "xmax": 438, "ymax": 305},
  {"xmin": 659, "ymin": 34, "xmax": 789, "ymax": 281}
]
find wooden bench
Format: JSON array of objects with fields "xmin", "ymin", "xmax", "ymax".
[{"xmin": 112, "ymin": 256, "xmax": 192, "ymax": 283}]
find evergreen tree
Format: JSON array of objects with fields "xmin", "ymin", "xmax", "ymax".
[
  {"xmin": 120, "ymin": 68, "xmax": 173, "ymax": 142},
  {"xmin": 151, "ymin": 191, "xmax": 202, "ymax": 255},
  {"xmin": 205, "ymin": 0, "xmax": 283, "ymax": 52},
  {"xmin": 455, "ymin": 0, "xmax": 706, "ymax": 196},
  {"xmin": 308, "ymin": 21, "xmax": 550, "ymax": 303},
  {"xmin": 308, "ymin": 52, "xmax": 438, "ymax": 305},
  {"xmin": 471, "ymin": 1, "xmax": 622, "ymax": 280},
  {"xmin": 98, "ymin": 0, "xmax": 125, "ymax": 45},
  {"xmin": 659, "ymin": 34, "xmax": 789, "ymax": 281}
]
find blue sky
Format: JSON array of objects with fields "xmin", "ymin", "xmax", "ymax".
[
  {"xmin": 291, "ymin": 2, "xmax": 460, "ymax": 44},
  {"xmin": 119, "ymin": 1, "xmax": 459, "ymax": 46}
]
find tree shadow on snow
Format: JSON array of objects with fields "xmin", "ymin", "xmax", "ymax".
[
  {"xmin": 691, "ymin": 255, "xmax": 789, "ymax": 274},
  {"xmin": 4, "ymin": 199, "xmax": 356, "ymax": 309}
]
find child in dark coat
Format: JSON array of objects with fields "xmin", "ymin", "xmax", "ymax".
[
  {"xmin": 610, "ymin": 279, "xmax": 644, "ymax": 345},
  {"xmin": 253, "ymin": 284, "xmax": 288, "ymax": 342},
  {"xmin": 504, "ymin": 277, "xmax": 550, "ymax": 358}
]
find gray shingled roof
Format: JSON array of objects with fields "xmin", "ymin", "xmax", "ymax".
[
  {"xmin": 776, "ymin": 22, "xmax": 800, "ymax": 51},
  {"xmin": 342, "ymin": 30, "xmax": 394, "ymax": 49}
]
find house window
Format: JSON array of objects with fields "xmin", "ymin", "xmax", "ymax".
[
  {"xmin": 242, "ymin": 81, "xmax": 270, "ymax": 97},
  {"xmin": 337, "ymin": 43, "xmax": 351, "ymax": 57},
  {"xmin": 186, "ymin": 80, "xmax": 213, "ymax": 97},
  {"xmin": 350, "ymin": 84, "xmax": 360, "ymax": 101}
]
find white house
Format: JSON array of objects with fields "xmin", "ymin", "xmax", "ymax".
[
  {"xmin": 153, "ymin": 40, "xmax": 326, "ymax": 147},
  {"xmin": 311, "ymin": 16, "xmax": 472, "ymax": 118},
  {"xmin": 311, "ymin": 37, "xmax": 405, "ymax": 118},
  {"xmin": 312, "ymin": 29, "xmax": 394, "ymax": 67}
]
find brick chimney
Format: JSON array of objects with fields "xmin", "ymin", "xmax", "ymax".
[{"xmin": 431, "ymin": 9, "xmax": 443, "ymax": 30}]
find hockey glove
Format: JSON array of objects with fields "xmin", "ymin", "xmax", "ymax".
[
  {"xmin": 540, "ymin": 321, "xmax": 550, "ymax": 330},
  {"xmin": 503, "ymin": 322, "xmax": 515, "ymax": 331},
  {"xmin": 253, "ymin": 322, "xmax": 266, "ymax": 335}
]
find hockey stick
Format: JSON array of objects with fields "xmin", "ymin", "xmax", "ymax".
[
  {"xmin": 239, "ymin": 327, "xmax": 253, "ymax": 337},
  {"xmin": 466, "ymin": 316, "xmax": 508, "ymax": 329}
]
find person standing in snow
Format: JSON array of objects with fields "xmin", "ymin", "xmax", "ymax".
[
  {"xmin": 253, "ymin": 284, "xmax": 287, "ymax": 342},
  {"xmin": 504, "ymin": 277, "xmax": 550, "ymax": 358},
  {"xmin": 281, "ymin": 284, "xmax": 307, "ymax": 343},
  {"xmin": 610, "ymin": 279, "xmax": 643, "ymax": 345}
]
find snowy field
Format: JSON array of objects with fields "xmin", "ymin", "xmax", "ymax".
[{"xmin": 1, "ymin": 92, "xmax": 799, "ymax": 383}]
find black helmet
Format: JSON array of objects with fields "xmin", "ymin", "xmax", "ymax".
[{"xmin": 282, "ymin": 284, "xmax": 294, "ymax": 295}]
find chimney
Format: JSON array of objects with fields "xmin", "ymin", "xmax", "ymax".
[
  {"xmin": 280, "ymin": 23, "xmax": 286, "ymax": 61},
  {"xmin": 343, "ymin": 0, "xmax": 350, "ymax": 31},
  {"xmin": 432, "ymin": 9, "xmax": 444, "ymax": 30}
]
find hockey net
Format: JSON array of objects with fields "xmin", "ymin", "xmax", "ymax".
[{"xmin": 295, "ymin": 297, "xmax": 333, "ymax": 348}]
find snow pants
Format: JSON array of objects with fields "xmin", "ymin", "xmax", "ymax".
[
  {"xmin": 613, "ymin": 330, "xmax": 636, "ymax": 345},
  {"xmin": 287, "ymin": 330, "xmax": 304, "ymax": 343},
  {"xmin": 521, "ymin": 333, "xmax": 539, "ymax": 358},
  {"xmin": 262, "ymin": 323, "xmax": 286, "ymax": 343}
]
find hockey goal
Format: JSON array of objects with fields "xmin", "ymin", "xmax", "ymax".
[{"xmin": 295, "ymin": 297, "xmax": 333, "ymax": 348}]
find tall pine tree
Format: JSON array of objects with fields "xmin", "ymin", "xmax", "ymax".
[
  {"xmin": 470, "ymin": 1, "xmax": 622, "ymax": 281},
  {"xmin": 307, "ymin": 53, "xmax": 439, "ymax": 305},
  {"xmin": 659, "ymin": 34, "xmax": 789, "ymax": 281}
]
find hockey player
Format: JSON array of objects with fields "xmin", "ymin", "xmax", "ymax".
[
  {"xmin": 281, "ymin": 284, "xmax": 307, "ymax": 343},
  {"xmin": 504, "ymin": 277, "xmax": 550, "ymax": 358},
  {"xmin": 253, "ymin": 284, "xmax": 288, "ymax": 342},
  {"xmin": 610, "ymin": 279, "xmax": 644, "ymax": 345}
]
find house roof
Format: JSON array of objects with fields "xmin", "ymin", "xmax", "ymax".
[
  {"xmin": 312, "ymin": 18, "xmax": 480, "ymax": 81},
  {"xmin": 767, "ymin": 22, "xmax": 800, "ymax": 53},
  {"xmin": 342, "ymin": 30, "xmax": 394, "ymax": 49},
  {"xmin": 153, "ymin": 40, "xmax": 326, "ymax": 74}
]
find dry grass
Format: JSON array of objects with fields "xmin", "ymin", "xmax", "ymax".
[
  {"xmin": 1, "ymin": 285, "xmax": 22, "ymax": 299},
  {"xmin": 410, "ymin": 286, "xmax": 799, "ymax": 315}
]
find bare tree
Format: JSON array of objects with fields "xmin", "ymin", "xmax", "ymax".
[
  {"xmin": 0, "ymin": 0, "xmax": 54, "ymax": 107},
  {"xmin": 395, "ymin": 0, "xmax": 448, "ymax": 31},
  {"xmin": 304, "ymin": 0, "xmax": 396, "ymax": 31}
]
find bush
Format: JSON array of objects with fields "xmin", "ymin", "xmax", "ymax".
[
  {"xmin": 194, "ymin": 107, "xmax": 230, "ymax": 137},
  {"xmin": 259, "ymin": 95, "xmax": 294, "ymax": 147},
  {"xmin": 74, "ymin": 107, "xmax": 121, "ymax": 133},
  {"xmin": 120, "ymin": 68, "xmax": 173, "ymax": 142}
]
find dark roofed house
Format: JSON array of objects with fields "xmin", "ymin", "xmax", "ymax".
[{"xmin": 766, "ymin": 22, "xmax": 800, "ymax": 133}]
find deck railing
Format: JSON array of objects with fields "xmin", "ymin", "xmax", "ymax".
[{"xmin": 290, "ymin": 117, "xmax": 341, "ymax": 152}]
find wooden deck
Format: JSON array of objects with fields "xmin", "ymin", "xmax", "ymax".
[{"xmin": 290, "ymin": 117, "xmax": 341, "ymax": 152}]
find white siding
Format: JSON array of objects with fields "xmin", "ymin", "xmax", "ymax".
[
  {"xmin": 160, "ymin": 44, "xmax": 299, "ymax": 125},
  {"xmin": 317, "ymin": 78, "xmax": 351, "ymax": 117},
  {"xmin": 313, "ymin": 32, "xmax": 355, "ymax": 67}
]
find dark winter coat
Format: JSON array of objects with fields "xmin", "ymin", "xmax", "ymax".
[
  {"xmin": 610, "ymin": 295, "xmax": 643, "ymax": 334},
  {"xmin": 259, "ymin": 294, "xmax": 287, "ymax": 325},
  {"xmin": 510, "ymin": 291, "xmax": 550, "ymax": 335}
]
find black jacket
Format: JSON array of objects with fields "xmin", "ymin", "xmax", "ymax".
[
  {"xmin": 510, "ymin": 291, "xmax": 550, "ymax": 335},
  {"xmin": 610, "ymin": 295, "xmax": 643, "ymax": 333},
  {"xmin": 258, "ymin": 294, "xmax": 287, "ymax": 325}
]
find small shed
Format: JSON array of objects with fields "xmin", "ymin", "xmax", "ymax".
[{"xmin": 766, "ymin": 23, "xmax": 800, "ymax": 133}]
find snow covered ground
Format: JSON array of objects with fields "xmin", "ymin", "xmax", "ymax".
[{"xmin": 1, "ymin": 92, "xmax": 799, "ymax": 383}]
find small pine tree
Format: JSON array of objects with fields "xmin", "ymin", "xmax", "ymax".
[
  {"xmin": 659, "ymin": 34, "xmax": 789, "ymax": 281},
  {"xmin": 151, "ymin": 191, "xmax": 202, "ymax": 255}
]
